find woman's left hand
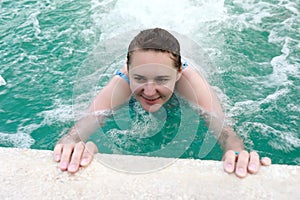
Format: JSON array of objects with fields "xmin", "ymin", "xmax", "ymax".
[{"xmin": 223, "ymin": 150, "xmax": 271, "ymax": 178}]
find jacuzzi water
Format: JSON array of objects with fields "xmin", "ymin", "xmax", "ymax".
[{"xmin": 0, "ymin": 0, "xmax": 299, "ymax": 165}]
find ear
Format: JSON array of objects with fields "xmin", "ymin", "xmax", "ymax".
[{"xmin": 176, "ymin": 71, "xmax": 182, "ymax": 81}]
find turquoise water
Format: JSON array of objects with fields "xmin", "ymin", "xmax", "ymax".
[{"xmin": 0, "ymin": 0, "xmax": 299, "ymax": 165}]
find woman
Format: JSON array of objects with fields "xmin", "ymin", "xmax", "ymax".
[{"xmin": 54, "ymin": 28, "xmax": 271, "ymax": 177}]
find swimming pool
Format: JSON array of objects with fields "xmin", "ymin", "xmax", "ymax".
[{"xmin": 0, "ymin": 0, "xmax": 299, "ymax": 165}]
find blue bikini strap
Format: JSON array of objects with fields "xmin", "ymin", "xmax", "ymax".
[
  {"xmin": 182, "ymin": 61, "xmax": 188, "ymax": 69},
  {"xmin": 115, "ymin": 69, "xmax": 130, "ymax": 84}
]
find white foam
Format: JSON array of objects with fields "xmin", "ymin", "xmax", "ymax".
[
  {"xmin": 279, "ymin": 0, "xmax": 299, "ymax": 15},
  {"xmin": 0, "ymin": 132, "xmax": 35, "ymax": 148},
  {"xmin": 17, "ymin": 123, "xmax": 41, "ymax": 135},
  {"xmin": 228, "ymin": 1, "xmax": 274, "ymax": 31},
  {"xmin": 228, "ymin": 88, "xmax": 291, "ymax": 123},
  {"xmin": 228, "ymin": 1, "xmax": 300, "ymax": 88},
  {"xmin": 261, "ymin": 88, "xmax": 290, "ymax": 104},
  {"xmin": 0, "ymin": 123, "xmax": 42, "ymax": 148},
  {"xmin": 38, "ymin": 103, "xmax": 74, "ymax": 125},
  {"xmin": 107, "ymin": 101, "xmax": 167, "ymax": 139},
  {"xmin": 269, "ymin": 54, "xmax": 298, "ymax": 85},
  {"xmin": 90, "ymin": 0, "xmax": 227, "ymax": 39},
  {"xmin": 268, "ymin": 36, "xmax": 299, "ymax": 87},
  {"xmin": 287, "ymin": 103, "xmax": 300, "ymax": 113},
  {"xmin": 0, "ymin": 75, "xmax": 6, "ymax": 86},
  {"xmin": 19, "ymin": 11, "xmax": 41, "ymax": 38},
  {"xmin": 241, "ymin": 122, "xmax": 300, "ymax": 152}
]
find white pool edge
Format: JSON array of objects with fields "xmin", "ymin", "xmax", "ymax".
[{"xmin": 0, "ymin": 147, "xmax": 299, "ymax": 199}]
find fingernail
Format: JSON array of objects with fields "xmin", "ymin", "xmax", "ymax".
[
  {"xmin": 80, "ymin": 158, "xmax": 88, "ymax": 165},
  {"xmin": 55, "ymin": 154, "xmax": 60, "ymax": 161},
  {"xmin": 226, "ymin": 163, "xmax": 233, "ymax": 171},
  {"xmin": 237, "ymin": 167, "xmax": 244, "ymax": 174},
  {"xmin": 60, "ymin": 161, "xmax": 67, "ymax": 169},
  {"xmin": 68, "ymin": 164, "xmax": 76, "ymax": 172},
  {"xmin": 249, "ymin": 163, "xmax": 256, "ymax": 171}
]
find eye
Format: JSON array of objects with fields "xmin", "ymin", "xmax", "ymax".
[
  {"xmin": 155, "ymin": 78, "xmax": 169, "ymax": 84},
  {"xmin": 133, "ymin": 76, "xmax": 146, "ymax": 83}
]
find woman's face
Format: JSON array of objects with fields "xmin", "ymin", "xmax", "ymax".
[{"xmin": 128, "ymin": 50, "xmax": 181, "ymax": 112}]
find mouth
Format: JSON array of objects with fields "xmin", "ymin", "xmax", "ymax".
[{"xmin": 141, "ymin": 95, "xmax": 161, "ymax": 104}]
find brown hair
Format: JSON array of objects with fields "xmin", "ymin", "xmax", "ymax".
[{"xmin": 127, "ymin": 28, "xmax": 182, "ymax": 71}]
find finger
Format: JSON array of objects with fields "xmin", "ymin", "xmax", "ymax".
[
  {"xmin": 59, "ymin": 143, "xmax": 75, "ymax": 171},
  {"xmin": 235, "ymin": 150, "xmax": 249, "ymax": 178},
  {"xmin": 53, "ymin": 144, "xmax": 63, "ymax": 162},
  {"xmin": 261, "ymin": 157, "xmax": 272, "ymax": 166},
  {"xmin": 223, "ymin": 150, "xmax": 236, "ymax": 173},
  {"xmin": 247, "ymin": 151, "xmax": 260, "ymax": 174},
  {"xmin": 80, "ymin": 142, "xmax": 98, "ymax": 167},
  {"xmin": 68, "ymin": 142, "xmax": 85, "ymax": 173}
]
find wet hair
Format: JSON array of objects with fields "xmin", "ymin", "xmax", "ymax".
[{"xmin": 127, "ymin": 28, "xmax": 182, "ymax": 71}]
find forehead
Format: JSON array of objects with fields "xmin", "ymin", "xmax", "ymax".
[
  {"xmin": 130, "ymin": 63, "xmax": 177, "ymax": 78},
  {"xmin": 130, "ymin": 50, "xmax": 174, "ymax": 68}
]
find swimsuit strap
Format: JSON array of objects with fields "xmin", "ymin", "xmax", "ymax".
[
  {"xmin": 115, "ymin": 69, "xmax": 130, "ymax": 84},
  {"xmin": 182, "ymin": 61, "xmax": 188, "ymax": 69}
]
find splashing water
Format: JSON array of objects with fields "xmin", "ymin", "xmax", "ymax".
[{"xmin": 0, "ymin": 0, "xmax": 299, "ymax": 165}]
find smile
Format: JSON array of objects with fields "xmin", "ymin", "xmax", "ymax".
[{"xmin": 142, "ymin": 95, "xmax": 161, "ymax": 102}]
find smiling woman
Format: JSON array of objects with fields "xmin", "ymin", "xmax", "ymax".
[
  {"xmin": 54, "ymin": 28, "xmax": 271, "ymax": 177},
  {"xmin": 0, "ymin": 0, "xmax": 299, "ymax": 178},
  {"xmin": 128, "ymin": 52, "xmax": 180, "ymax": 112}
]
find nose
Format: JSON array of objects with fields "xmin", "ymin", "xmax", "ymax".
[{"xmin": 143, "ymin": 82, "xmax": 156, "ymax": 96}]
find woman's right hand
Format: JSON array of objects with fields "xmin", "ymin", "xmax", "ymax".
[{"xmin": 53, "ymin": 141, "xmax": 98, "ymax": 173}]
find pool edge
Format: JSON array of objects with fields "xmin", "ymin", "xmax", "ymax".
[{"xmin": 0, "ymin": 147, "xmax": 299, "ymax": 199}]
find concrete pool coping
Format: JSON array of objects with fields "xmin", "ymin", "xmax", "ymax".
[{"xmin": 0, "ymin": 147, "xmax": 299, "ymax": 199}]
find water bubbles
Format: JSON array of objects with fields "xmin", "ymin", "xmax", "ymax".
[
  {"xmin": 0, "ymin": 130, "xmax": 35, "ymax": 148},
  {"xmin": 90, "ymin": 0, "xmax": 227, "ymax": 37}
]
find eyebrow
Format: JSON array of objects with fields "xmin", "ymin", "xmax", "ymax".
[
  {"xmin": 156, "ymin": 76, "xmax": 171, "ymax": 79},
  {"xmin": 132, "ymin": 74, "xmax": 171, "ymax": 78}
]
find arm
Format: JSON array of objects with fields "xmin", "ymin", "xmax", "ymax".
[
  {"xmin": 176, "ymin": 67, "xmax": 271, "ymax": 178},
  {"xmin": 54, "ymin": 69, "xmax": 131, "ymax": 173}
]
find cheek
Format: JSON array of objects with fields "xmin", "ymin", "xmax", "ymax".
[
  {"xmin": 162, "ymin": 81, "xmax": 176, "ymax": 92},
  {"xmin": 158, "ymin": 84, "xmax": 176, "ymax": 97},
  {"xmin": 130, "ymin": 82, "xmax": 142, "ymax": 93}
]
